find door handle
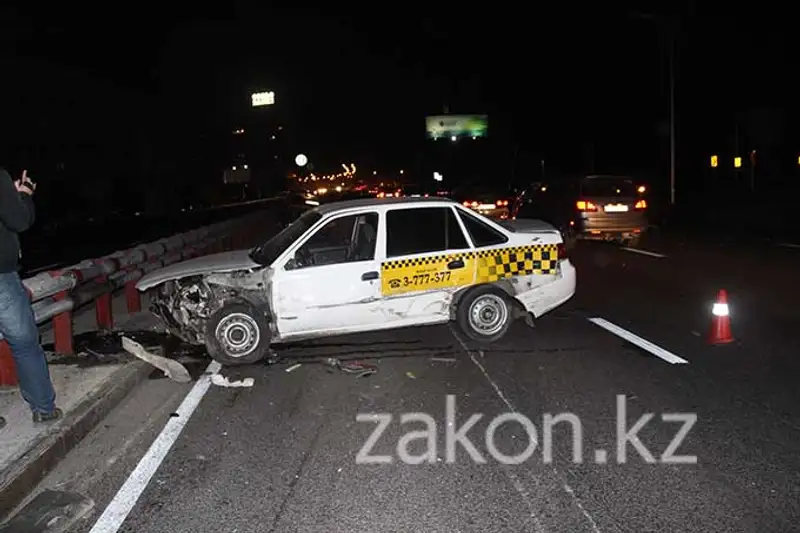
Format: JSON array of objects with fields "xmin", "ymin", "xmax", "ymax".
[
  {"xmin": 447, "ymin": 259, "xmax": 464, "ymax": 270},
  {"xmin": 361, "ymin": 271, "xmax": 379, "ymax": 281}
]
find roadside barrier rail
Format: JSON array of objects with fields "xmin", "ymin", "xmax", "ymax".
[{"xmin": 0, "ymin": 209, "xmax": 274, "ymax": 387}]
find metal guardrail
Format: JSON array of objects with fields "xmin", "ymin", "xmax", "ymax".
[{"xmin": 0, "ymin": 209, "xmax": 274, "ymax": 387}]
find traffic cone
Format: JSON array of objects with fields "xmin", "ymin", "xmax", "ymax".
[{"xmin": 709, "ymin": 289, "xmax": 734, "ymax": 344}]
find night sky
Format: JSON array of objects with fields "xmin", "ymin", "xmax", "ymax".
[{"xmin": 2, "ymin": 4, "xmax": 797, "ymax": 202}]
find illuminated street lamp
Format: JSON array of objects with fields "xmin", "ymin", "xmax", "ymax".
[{"xmin": 295, "ymin": 154, "xmax": 308, "ymax": 167}]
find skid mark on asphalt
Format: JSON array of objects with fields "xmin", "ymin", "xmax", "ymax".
[
  {"xmin": 587, "ymin": 317, "xmax": 689, "ymax": 365},
  {"xmin": 449, "ymin": 325, "xmax": 602, "ymax": 533},
  {"xmin": 87, "ymin": 361, "xmax": 222, "ymax": 533},
  {"xmin": 621, "ymin": 247, "xmax": 667, "ymax": 258}
]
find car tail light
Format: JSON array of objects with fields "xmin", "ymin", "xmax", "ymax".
[
  {"xmin": 496, "ymin": 200, "xmax": 509, "ymax": 207},
  {"xmin": 377, "ymin": 192, "xmax": 385, "ymax": 198},
  {"xmin": 635, "ymin": 199, "xmax": 647, "ymax": 209},
  {"xmin": 557, "ymin": 242, "xmax": 568, "ymax": 260},
  {"xmin": 463, "ymin": 201, "xmax": 470, "ymax": 206},
  {"xmin": 576, "ymin": 200, "xmax": 597, "ymax": 211}
]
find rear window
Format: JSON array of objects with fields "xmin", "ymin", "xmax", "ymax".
[{"xmin": 580, "ymin": 177, "xmax": 636, "ymax": 197}]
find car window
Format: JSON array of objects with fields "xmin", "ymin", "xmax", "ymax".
[
  {"xmin": 249, "ymin": 210, "xmax": 322, "ymax": 266},
  {"xmin": 457, "ymin": 209, "xmax": 508, "ymax": 247},
  {"xmin": 386, "ymin": 207, "xmax": 468, "ymax": 257},
  {"xmin": 580, "ymin": 177, "xmax": 636, "ymax": 197},
  {"xmin": 289, "ymin": 212, "xmax": 378, "ymax": 269}
]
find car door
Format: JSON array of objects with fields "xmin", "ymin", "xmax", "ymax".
[
  {"xmin": 272, "ymin": 210, "xmax": 383, "ymax": 338},
  {"xmin": 379, "ymin": 205, "xmax": 475, "ymax": 324}
]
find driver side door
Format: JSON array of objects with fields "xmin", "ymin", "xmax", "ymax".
[{"xmin": 272, "ymin": 211, "xmax": 383, "ymax": 338}]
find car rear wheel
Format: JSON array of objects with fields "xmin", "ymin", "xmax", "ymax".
[
  {"xmin": 204, "ymin": 301, "xmax": 271, "ymax": 366},
  {"xmin": 456, "ymin": 286, "xmax": 513, "ymax": 343}
]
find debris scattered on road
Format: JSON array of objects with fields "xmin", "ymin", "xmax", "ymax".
[
  {"xmin": 430, "ymin": 357, "xmax": 457, "ymax": 363},
  {"xmin": 321, "ymin": 357, "xmax": 377, "ymax": 377},
  {"xmin": 406, "ymin": 371, "xmax": 416, "ymax": 379},
  {"xmin": 211, "ymin": 374, "xmax": 255, "ymax": 388},
  {"xmin": 121, "ymin": 336, "xmax": 191, "ymax": 383},
  {"xmin": 285, "ymin": 363, "xmax": 302, "ymax": 373}
]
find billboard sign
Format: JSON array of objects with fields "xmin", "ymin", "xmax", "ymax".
[
  {"xmin": 224, "ymin": 165, "xmax": 251, "ymax": 184},
  {"xmin": 426, "ymin": 114, "xmax": 488, "ymax": 139},
  {"xmin": 251, "ymin": 91, "xmax": 275, "ymax": 107}
]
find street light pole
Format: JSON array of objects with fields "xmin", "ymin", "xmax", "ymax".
[{"xmin": 669, "ymin": 34, "xmax": 676, "ymax": 205}]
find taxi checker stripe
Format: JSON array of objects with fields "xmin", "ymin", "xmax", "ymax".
[
  {"xmin": 381, "ymin": 244, "xmax": 558, "ymax": 271},
  {"xmin": 476, "ymin": 244, "xmax": 558, "ymax": 281},
  {"xmin": 381, "ymin": 253, "xmax": 463, "ymax": 270}
]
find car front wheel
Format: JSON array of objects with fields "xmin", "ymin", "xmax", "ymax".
[
  {"xmin": 204, "ymin": 301, "xmax": 271, "ymax": 366},
  {"xmin": 456, "ymin": 285, "xmax": 513, "ymax": 343}
]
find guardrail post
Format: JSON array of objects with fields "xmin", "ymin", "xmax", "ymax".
[
  {"xmin": 125, "ymin": 279, "xmax": 141, "ymax": 313},
  {"xmin": 0, "ymin": 341, "xmax": 17, "ymax": 387},
  {"xmin": 95, "ymin": 276, "xmax": 113, "ymax": 330},
  {"xmin": 52, "ymin": 290, "xmax": 74, "ymax": 355}
]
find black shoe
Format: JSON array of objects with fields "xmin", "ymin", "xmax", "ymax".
[
  {"xmin": 0, "ymin": 416, "xmax": 5, "ymax": 429},
  {"xmin": 32, "ymin": 408, "xmax": 63, "ymax": 423}
]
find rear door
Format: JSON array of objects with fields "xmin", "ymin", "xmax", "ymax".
[{"xmin": 379, "ymin": 205, "xmax": 475, "ymax": 322}]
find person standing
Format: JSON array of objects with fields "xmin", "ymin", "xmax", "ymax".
[{"xmin": 0, "ymin": 168, "xmax": 60, "ymax": 429}]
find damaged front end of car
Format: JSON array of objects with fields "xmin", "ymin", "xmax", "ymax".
[{"xmin": 150, "ymin": 269, "xmax": 270, "ymax": 347}]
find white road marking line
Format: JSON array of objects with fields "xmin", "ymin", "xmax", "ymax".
[
  {"xmin": 777, "ymin": 242, "xmax": 800, "ymax": 249},
  {"xmin": 587, "ymin": 317, "xmax": 688, "ymax": 364},
  {"xmin": 88, "ymin": 361, "xmax": 221, "ymax": 533},
  {"xmin": 448, "ymin": 325, "xmax": 600, "ymax": 533},
  {"xmin": 621, "ymin": 247, "xmax": 666, "ymax": 258}
]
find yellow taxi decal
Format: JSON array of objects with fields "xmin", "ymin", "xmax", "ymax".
[
  {"xmin": 380, "ymin": 244, "xmax": 558, "ymax": 296},
  {"xmin": 474, "ymin": 244, "xmax": 559, "ymax": 283},
  {"xmin": 381, "ymin": 253, "xmax": 476, "ymax": 296}
]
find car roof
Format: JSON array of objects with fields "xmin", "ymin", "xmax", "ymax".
[{"xmin": 313, "ymin": 196, "xmax": 458, "ymax": 215}]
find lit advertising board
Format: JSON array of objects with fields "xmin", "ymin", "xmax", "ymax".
[{"xmin": 426, "ymin": 114, "xmax": 488, "ymax": 139}]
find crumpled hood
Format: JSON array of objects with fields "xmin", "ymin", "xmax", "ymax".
[{"xmin": 136, "ymin": 249, "xmax": 262, "ymax": 291}]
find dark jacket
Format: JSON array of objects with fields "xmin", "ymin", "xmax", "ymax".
[{"xmin": 0, "ymin": 167, "xmax": 35, "ymax": 273}]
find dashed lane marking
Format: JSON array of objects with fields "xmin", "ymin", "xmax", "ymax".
[
  {"xmin": 587, "ymin": 317, "xmax": 689, "ymax": 364},
  {"xmin": 621, "ymin": 247, "xmax": 667, "ymax": 258},
  {"xmin": 88, "ymin": 361, "xmax": 222, "ymax": 533},
  {"xmin": 449, "ymin": 325, "xmax": 601, "ymax": 533}
]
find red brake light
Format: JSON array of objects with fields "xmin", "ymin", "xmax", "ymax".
[
  {"xmin": 496, "ymin": 200, "xmax": 509, "ymax": 207},
  {"xmin": 635, "ymin": 199, "xmax": 647, "ymax": 209},
  {"xmin": 557, "ymin": 242, "xmax": 567, "ymax": 260},
  {"xmin": 576, "ymin": 200, "xmax": 597, "ymax": 211},
  {"xmin": 463, "ymin": 201, "xmax": 470, "ymax": 206}
]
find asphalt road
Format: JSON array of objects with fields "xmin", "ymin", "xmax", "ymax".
[{"xmin": 20, "ymin": 229, "xmax": 800, "ymax": 532}]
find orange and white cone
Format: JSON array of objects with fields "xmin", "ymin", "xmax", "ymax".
[{"xmin": 709, "ymin": 289, "xmax": 734, "ymax": 344}]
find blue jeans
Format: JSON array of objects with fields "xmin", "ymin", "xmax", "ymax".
[{"xmin": 0, "ymin": 272, "xmax": 56, "ymax": 413}]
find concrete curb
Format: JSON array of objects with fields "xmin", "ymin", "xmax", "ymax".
[{"xmin": 0, "ymin": 359, "xmax": 151, "ymax": 520}]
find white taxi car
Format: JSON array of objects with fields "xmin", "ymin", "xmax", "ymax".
[{"xmin": 136, "ymin": 197, "xmax": 576, "ymax": 365}]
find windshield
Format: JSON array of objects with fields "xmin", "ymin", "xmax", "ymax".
[
  {"xmin": 580, "ymin": 177, "xmax": 637, "ymax": 197},
  {"xmin": 249, "ymin": 210, "xmax": 322, "ymax": 266}
]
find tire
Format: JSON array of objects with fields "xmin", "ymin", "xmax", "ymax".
[
  {"xmin": 455, "ymin": 285, "xmax": 514, "ymax": 343},
  {"xmin": 204, "ymin": 301, "xmax": 271, "ymax": 366}
]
